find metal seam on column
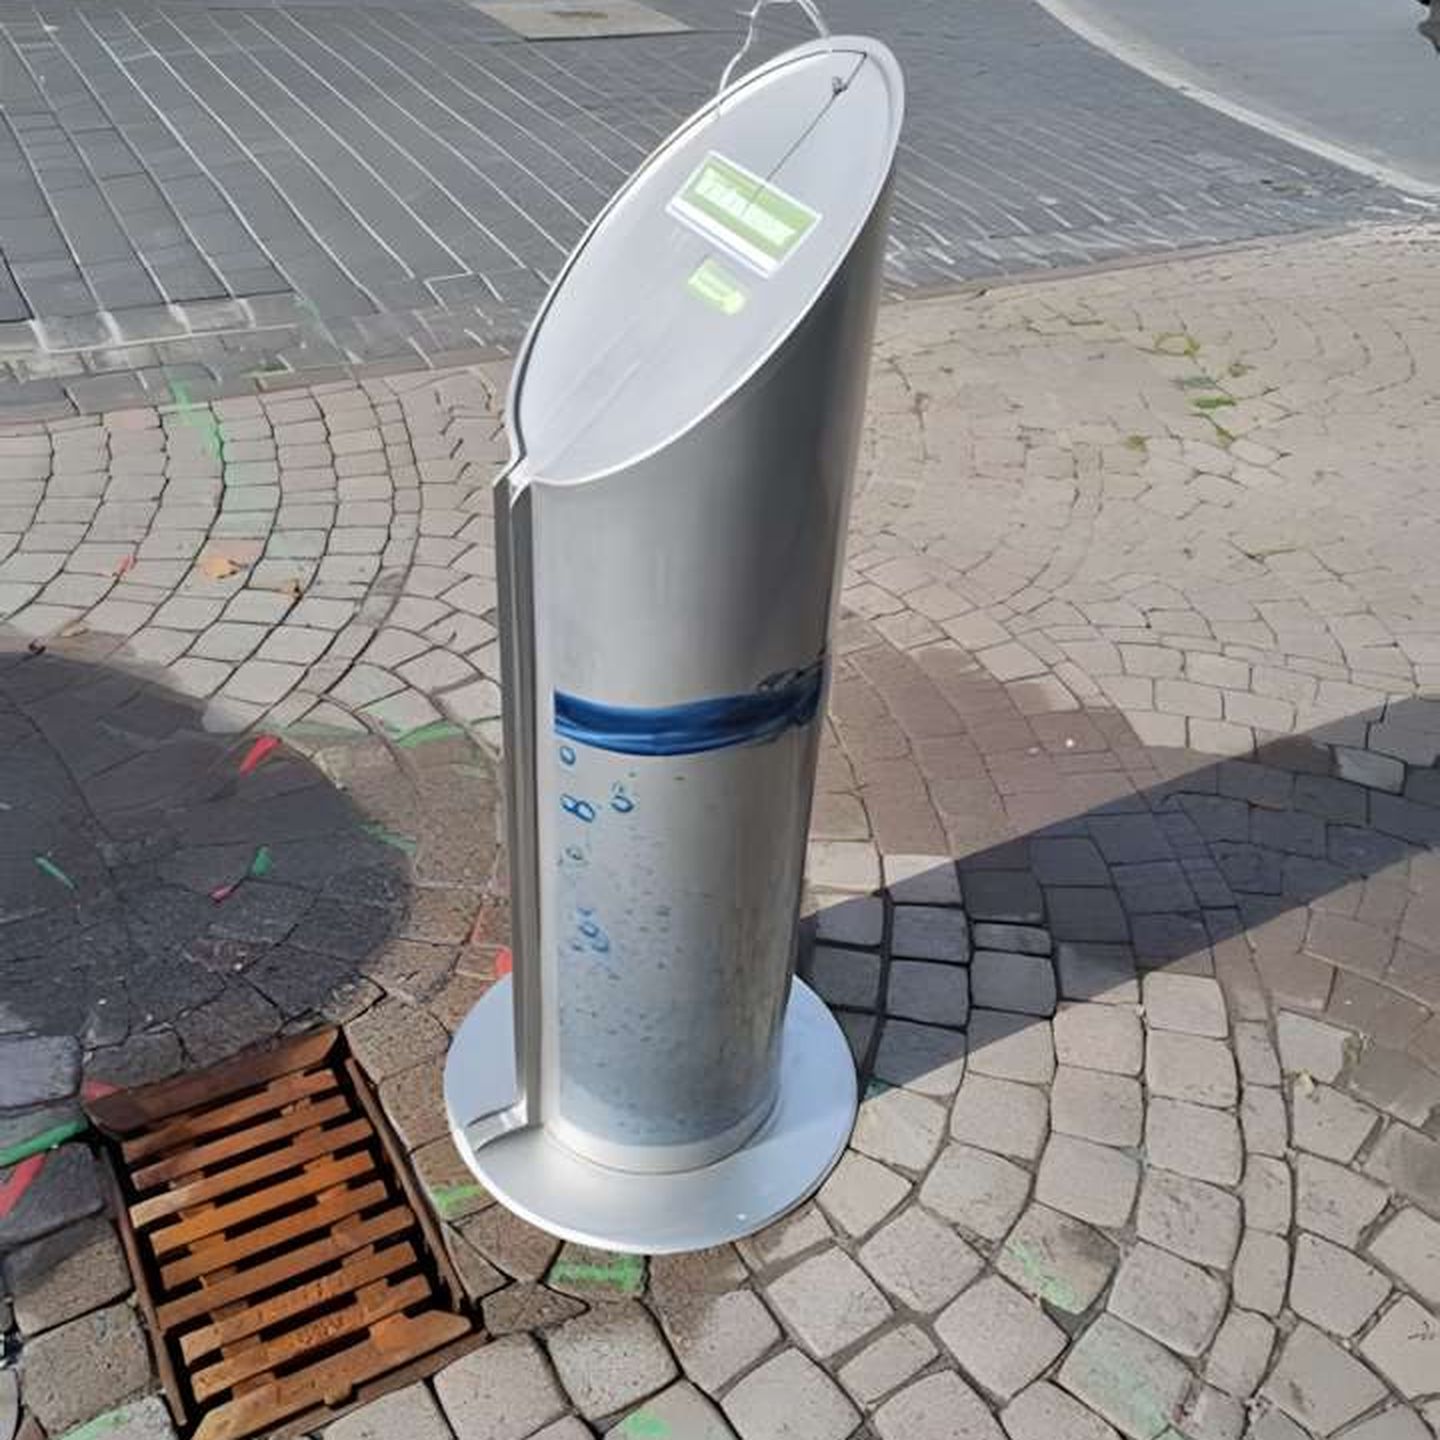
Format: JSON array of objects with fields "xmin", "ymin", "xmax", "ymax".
[{"xmin": 554, "ymin": 661, "xmax": 825, "ymax": 756}]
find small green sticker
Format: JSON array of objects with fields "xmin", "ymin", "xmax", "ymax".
[
  {"xmin": 686, "ymin": 258, "xmax": 748, "ymax": 316},
  {"xmin": 669, "ymin": 151, "xmax": 819, "ymax": 276}
]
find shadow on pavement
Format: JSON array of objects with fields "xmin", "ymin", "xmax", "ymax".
[
  {"xmin": 0, "ymin": 640, "xmax": 502, "ymax": 1092},
  {"xmin": 801, "ymin": 693, "xmax": 1440, "ymax": 1119}
]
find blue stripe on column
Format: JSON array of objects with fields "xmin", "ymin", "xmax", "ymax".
[{"xmin": 554, "ymin": 663, "xmax": 824, "ymax": 757}]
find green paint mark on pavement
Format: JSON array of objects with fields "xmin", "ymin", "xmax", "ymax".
[
  {"xmin": 619, "ymin": 1411, "xmax": 669, "ymax": 1438},
  {"xmin": 394, "ymin": 719, "xmax": 466, "ymax": 750},
  {"xmin": 1001, "ymin": 1238, "xmax": 1078, "ymax": 1312},
  {"xmin": 549, "ymin": 1253, "xmax": 645, "ymax": 1293},
  {"xmin": 1192, "ymin": 395, "xmax": 1236, "ymax": 411},
  {"xmin": 428, "ymin": 1182, "xmax": 486, "ymax": 1218},
  {"xmin": 59, "ymin": 1406, "xmax": 145, "ymax": 1440},
  {"xmin": 0, "ymin": 1117, "xmax": 88, "ymax": 1168},
  {"xmin": 34, "ymin": 855, "xmax": 76, "ymax": 890},
  {"xmin": 362, "ymin": 824, "xmax": 418, "ymax": 856},
  {"xmin": 169, "ymin": 379, "xmax": 224, "ymax": 461},
  {"xmin": 249, "ymin": 846, "xmax": 274, "ymax": 879}
]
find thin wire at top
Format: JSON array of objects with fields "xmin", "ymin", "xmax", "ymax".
[{"xmin": 717, "ymin": 0, "xmax": 833, "ymax": 95}]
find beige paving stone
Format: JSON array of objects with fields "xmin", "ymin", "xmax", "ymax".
[
  {"xmin": 1036, "ymin": 1134, "xmax": 1140, "ymax": 1230},
  {"xmin": 1289, "ymin": 1232, "xmax": 1391, "ymax": 1337},
  {"xmin": 765, "ymin": 1248, "xmax": 892, "ymax": 1360},
  {"xmin": 1135, "ymin": 1169, "xmax": 1241, "ymax": 1269},
  {"xmin": 1052, "ymin": 1066, "xmax": 1143, "ymax": 1148},
  {"xmin": 936, "ymin": 1274, "xmax": 1068, "ymax": 1402},
  {"xmin": 1232, "ymin": 1230, "xmax": 1290, "ymax": 1316},
  {"xmin": 1053, "ymin": 1002, "xmax": 1144, "ymax": 1075},
  {"xmin": 922, "ymin": 1142, "xmax": 1032, "ymax": 1241},
  {"xmin": 1264, "ymin": 1323, "xmax": 1387, "ymax": 1434},
  {"xmin": 1107, "ymin": 1242, "xmax": 1227, "ymax": 1356},
  {"xmin": 1359, "ymin": 1297, "xmax": 1440, "ymax": 1400},
  {"xmin": 837, "ymin": 1324, "xmax": 937, "ymax": 1407},
  {"xmin": 1058, "ymin": 1315, "xmax": 1189, "ymax": 1440},
  {"xmin": 1367, "ymin": 1206, "xmax": 1440, "ymax": 1306},
  {"xmin": 1143, "ymin": 1096, "xmax": 1242, "ymax": 1185},
  {"xmin": 997, "ymin": 1203, "xmax": 1117, "ymax": 1315},
  {"xmin": 949, "ymin": 1073, "xmax": 1050, "ymax": 1160}
]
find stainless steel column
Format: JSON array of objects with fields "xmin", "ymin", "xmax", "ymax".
[{"xmin": 445, "ymin": 34, "xmax": 904, "ymax": 1253}]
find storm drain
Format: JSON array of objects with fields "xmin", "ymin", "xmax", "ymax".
[{"xmin": 89, "ymin": 1028, "xmax": 478, "ymax": 1440}]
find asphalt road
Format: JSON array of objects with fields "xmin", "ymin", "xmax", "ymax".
[{"xmin": 1044, "ymin": 0, "xmax": 1440, "ymax": 194}]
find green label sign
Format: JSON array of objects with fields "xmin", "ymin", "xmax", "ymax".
[
  {"xmin": 686, "ymin": 258, "xmax": 748, "ymax": 315},
  {"xmin": 669, "ymin": 152, "xmax": 820, "ymax": 277}
]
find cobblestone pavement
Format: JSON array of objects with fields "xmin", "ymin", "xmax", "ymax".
[
  {"xmin": 0, "ymin": 0, "xmax": 1422, "ymax": 415},
  {"xmin": 2, "ymin": 226, "xmax": 1440, "ymax": 1440}
]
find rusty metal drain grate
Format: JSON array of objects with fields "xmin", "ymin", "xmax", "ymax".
[{"xmin": 89, "ymin": 1029, "xmax": 479, "ymax": 1440}]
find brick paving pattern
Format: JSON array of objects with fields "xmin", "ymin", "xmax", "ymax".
[
  {"xmin": 0, "ymin": 0, "xmax": 1417, "ymax": 416},
  {"xmin": 0, "ymin": 225, "xmax": 1438, "ymax": 1439}
]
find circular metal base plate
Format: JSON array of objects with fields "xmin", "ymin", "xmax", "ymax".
[{"xmin": 443, "ymin": 977, "xmax": 857, "ymax": 1254}]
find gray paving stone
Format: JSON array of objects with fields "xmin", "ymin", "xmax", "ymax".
[
  {"xmin": 1358, "ymin": 1297, "xmax": 1440, "ymax": 1400},
  {"xmin": 1036, "ymin": 1134, "xmax": 1139, "ymax": 1230},
  {"xmin": 1108, "ymin": 1241, "xmax": 1226, "ymax": 1356},
  {"xmin": 1058, "ymin": 1315, "xmax": 1190, "ymax": 1440},
  {"xmin": 974, "ymin": 924, "xmax": 1051, "ymax": 956},
  {"xmin": 1145, "ymin": 1031, "xmax": 1237, "ymax": 1107},
  {"xmin": 963, "ymin": 870, "xmax": 1043, "ymax": 925},
  {"xmin": 526, "ymin": 1420, "xmax": 594, "ymax": 1440},
  {"xmin": 1263, "ymin": 1323, "xmax": 1387, "ymax": 1434},
  {"xmin": 1144, "ymin": 1096, "xmax": 1242, "ymax": 1185},
  {"xmin": 874, "ymin": 1370, "xmax": 1003, "ymax": 1440},
  {"xmin": 722, "ymin": 1349, "xmax": 859, "ymax": 1440},
  {"xmin": 950, "ymin": 1073, "xmax": 1050, "ymax": 1160},
  {"xmin": 921, "ymin": 1142, "xmax": 1031, "ymax": 1242},
  {"xmin": 937, "ymin": 1273, "xmax": 1068, "ymax": 1402},
  {"xmin": 1056, "ymin": 943, "xmax": 1139, "ymax": 1006},
  {"xmin": 1054, "ymin": 1067, "xmax": 1143, "ymax": 1149},
  {"xmin": 1295, "ymin": 1153, "xmax": 1390, "ymax": 1247},
  {"xmin": 655, "ymin": 1286, "xmax": 778, "ymax": 1397},
  {"xmin": 997, "ymin": 1203, "xmax": 1117, "ymax": 1315},
  {"xmin": 1363, "ymin": 1122, "xmax": 1440, "ymax": 1208},
  {"xmin": 1136, "ymin": 1168, "xmax": 1241, "ymax": 1269},
  {"xmin": 971, "ymin": 951, "xmax": 1057, "ymax": 1016},
  {"xmin": 457, "ymin": 1205, "xmax": 561, "ymax": 1283},
  {"xmin": 1182, "ymin": 1387, "xmax": 1246, "ymax": 1440},
  {"xmin": 1053, "ymin": 1002, "xmax": 1144, "ymax": 1075},
  {"xmin": 1335, "ymin": 1409, "xmax": 1432, "ymax": 1440},
  {"xmin": 858, "ymin": 1203, "xmax": 984, "ymax": 1313},
  {"xmin": 883, "ymin": 854, "xmax": 963, "ymax": 906},
  {"xmin": 891, "ymin": 905, "xmax": 970, "ymax": 963},
  {"xmin": 1205, "ymin": 1309, "xmax": 1274, "ymax": 1399},
  {"xmin": 1141, "ymin": 973, "xmax": 1227, "ymax": 1037},
  {"xmin": 837, "ymin": 1324, "xmax": 937, "ymax": 1408},
  {"xmin": 736, "ymin": 1205, "xmax": 832, "ymax": 1272},
  {"xmin": 1233, "ymin": 1230, "xmax": 1290, "ymax": 1316},
  {"xmin": 851, "ymin": 1086, "xmax": 946, "ymax": 1172},
  {"xmin": 1348, "ymin": 1045, "xmax": 1440, "ymax": 1128},
  {"xmin": 815, "ymin": 894, "xmax": 884, "ymax": 948},
  {"xmin": 1295, "ymin": 1048, "xmax": 1383, "ymax": 1139},
  {"xmin": 766, "ymin": 1246, "xmax": 892, "ymax": 1359},
  {"xmin": 17, "ymin": 1301, "xmax": 153, "ymax": 1435},
  {"xmin": 435, "ymin": 1333, "xmax": 566, "ymax": 1440},
  {"xmin": 38, "ymin": 1395, "xmax": 177, "ymax": 1440},
  {"xmin": 1047, "ymin": 888, "xmax": 1129, "ymax": 946},
  {"xmin": 616, "ymin": 1382, "xmax": 737, "ymax": 1440},
  {"xmin": 969, "ymin": 1010, "xmax": 1056, "ymax": 1083},
  {"xmin": 887, "ymin": 959, "xmax": 970, "ymax": 1028},
  {"xmin": 1241, "ymin": 1085, "xmax": 1289, "ymax": 1157},
  {"xmin": 816, "ymin": 1152, "xmax": 910, "ymax": 1239},
  {"xmin": 0, "ymin": 1035, "xmax": 79, "ymax": 1107},
  {"xmin": 547, "ymin": 1303, "xmax": 678, "ymax": 1420},
  {"xmin": 1233, "ymin": 1022, "xmax": 1281, "ymax": 1086},
  {"xmin": 0, "ymin": 1144, "xmax": 103, "ymax": 1248},
  {"xmin": 809, "ymin": 945, "xmax": 882, "ymax": 1011},
  {"xmin": 323, "ymin": 1383, "xmax": 452, "ymax": 1440},
  {"xmin": 1290, "ymin": 1232, "xmax": 1391, "ymax": 1337},
  {"xmin": 874, "ymin": 1019, "xmax": 966, "ymax": 1096},
  {"xmin": 1276, "ymin": 1011, "xmax": 1351, "ymax": 1081},
  {"xmin": 808, "ymin": 840, "xmax": 880, "ymax": 894},
  {"xmin": 1367, "ymin": 1206, "xmax": 1440, "ymax": 1306},
  {"xmin": 4, "ymin": 1215, "xmax": 131, "ymax": 1336},
  {"xmin": 1001, "ymin": 1381, "xmax": 1119, "ymax": 1440},
  {"xmin": 1241, "ymin": 1156, "xmax": 1292, "ymax": 1235}
]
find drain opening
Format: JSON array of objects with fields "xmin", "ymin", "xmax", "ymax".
[{"xmin": 89, "ymin": 1028, "xmax": 480, "ymax": 1440}]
